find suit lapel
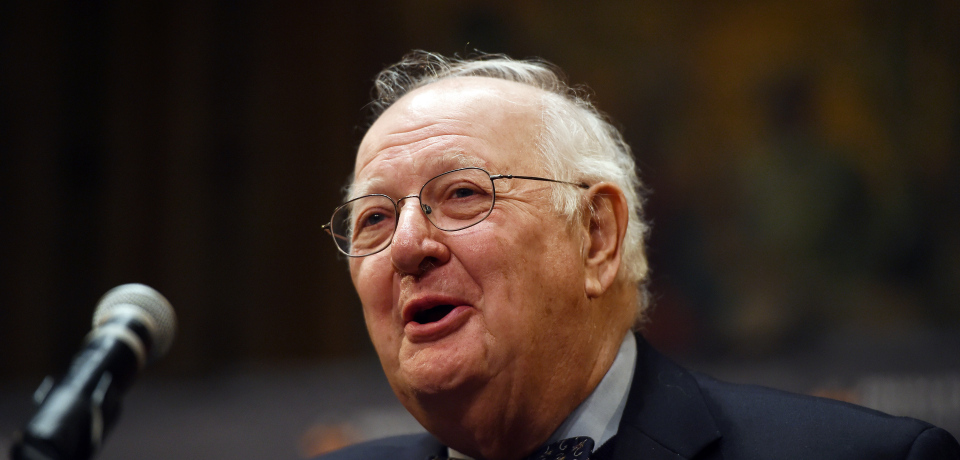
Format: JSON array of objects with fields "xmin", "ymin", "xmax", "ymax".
[{"xmin": 610, "ymin": 334, "xmax": 721, "ymax": 460}]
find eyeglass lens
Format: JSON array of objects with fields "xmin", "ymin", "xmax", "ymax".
[{"xmin": 330, "ymin": 168, "xmax": 496, "ymax": 256}]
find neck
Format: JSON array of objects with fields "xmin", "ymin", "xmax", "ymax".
[{"xmin": 412, "ymin": 374, "xmax": 567, "ymax": 459}]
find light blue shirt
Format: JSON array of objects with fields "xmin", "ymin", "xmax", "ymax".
[{"xmin": 449, "ymin": 332, "xmax": 636, "ymax": 459}]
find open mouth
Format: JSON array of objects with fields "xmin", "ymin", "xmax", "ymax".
[{"xmin": 412, "ymin": 304, "xmax": 455, "ymax": 324}]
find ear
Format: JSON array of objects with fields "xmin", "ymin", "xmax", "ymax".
[{"xmin": 581, "ymin": 183, "xmax": 629, "ymax": 298}]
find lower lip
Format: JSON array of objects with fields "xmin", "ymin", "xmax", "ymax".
[{"xmin": 404, "ymin": 305, "xmax": 473, "ymax": 343}]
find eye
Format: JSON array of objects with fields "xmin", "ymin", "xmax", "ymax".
[
  {"xmin": 352, "ymin": 202, "xmax": 395, "ymax": 232},
  {"xmin": 362, "ymin": 212, "xmax": 388, "ymax": 227},
  {"xmin": 442, "ymin": 182, "xmax": 486, "ymax": 201},
  {"xmin": 452, "ymin": 187, "xmax": 476, "ymax": 199}
]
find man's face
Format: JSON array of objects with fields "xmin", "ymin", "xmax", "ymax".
[{"xmin": 349, "ymin": 77, "xmax": 606, "ymax": 432}]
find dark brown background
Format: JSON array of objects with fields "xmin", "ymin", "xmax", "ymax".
[{"xmin": 1, "ymin": 1, "xmax": 958, "ymax": 457}]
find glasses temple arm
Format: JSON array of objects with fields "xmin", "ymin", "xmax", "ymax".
[{"xmin": 491, "ymin": 174, "xmax": 590, "ymax": 189}]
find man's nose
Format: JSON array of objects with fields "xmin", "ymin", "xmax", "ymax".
[{"xmin": 390, "ymin": 198, "xmax": 450, "ymax": 276}]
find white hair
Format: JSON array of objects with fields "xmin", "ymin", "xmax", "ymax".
[{"xmin": 365, "ymin": 51, "xmax": 652, "ymax": 321}]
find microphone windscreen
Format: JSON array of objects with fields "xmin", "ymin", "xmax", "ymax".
[{"xmin": 92, "ymin": 284, "xmax": 177, "ymax": 361}]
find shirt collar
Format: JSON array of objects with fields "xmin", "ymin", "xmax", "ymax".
[{"xmin": 448, "ymin": 332, "xmax": 636, "ymax": 459}]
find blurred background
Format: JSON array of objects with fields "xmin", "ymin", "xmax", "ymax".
[{"xmin": 1, "ymin": 1, "xmax": 958, "ymax": 458}]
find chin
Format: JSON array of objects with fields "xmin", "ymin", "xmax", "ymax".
[{"xmin": 395, "ymin": 342, "xmax": 487, "ymax": 397}]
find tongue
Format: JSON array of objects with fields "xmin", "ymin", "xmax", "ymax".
[{"xmin": 413, "ymin": 305, "xmax": 455, "ymax": 324}]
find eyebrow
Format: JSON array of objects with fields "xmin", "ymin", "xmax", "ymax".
[
  {"xmin": 347, "ymin": 177, "xmax": 383, "ymax": 199},
  {"xmin": 348, "ymin": 151, "xmax": 488, "ymax": 199}
]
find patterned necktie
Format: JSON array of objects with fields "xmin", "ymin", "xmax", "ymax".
[
  {"xmin": 430, "ymin": 436, "xmax": 596, "ymax": 460},
  {"xmin": 526, "ymin": 436, "xmax": 595, "ymax": 460}
]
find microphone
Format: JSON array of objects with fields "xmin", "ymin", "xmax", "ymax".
[{"xmin": 10, "ymin": 284, "xmax": 177, "ymax": 460}]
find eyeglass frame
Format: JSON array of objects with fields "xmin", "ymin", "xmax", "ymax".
[{"xmin": 322, "ymin": 166, "xmax": 590, "ymax": 257}]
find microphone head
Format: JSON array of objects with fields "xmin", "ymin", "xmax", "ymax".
[{"xmin": 92, "ymin": 284, "xmax": 177, "ymax": 361}]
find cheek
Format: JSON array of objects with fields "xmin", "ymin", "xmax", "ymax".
[
  {"xmin": 350, "ymin": 258, "xmax": 400, "ymax": 352},
  {"xmin": 463, "ymin": 222, "xmax": 584, "ymax": 330},
  {"xmin": 350, "ymin": 256, "xmax": 392, "ymax": 309}
]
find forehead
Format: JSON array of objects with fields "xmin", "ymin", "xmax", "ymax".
[{"xmin": 353, "ymin": 77, "xmax": 544, "ymax": 193}]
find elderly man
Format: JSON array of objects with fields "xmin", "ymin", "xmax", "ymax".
[{"xmin": 318, "ymin": 52, "xmax": 959, "ymax": 460}]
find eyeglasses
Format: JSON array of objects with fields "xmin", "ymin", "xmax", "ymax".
[{"xmin": 323, "ymin": 167, "xmax": 589, "ymax": 257}]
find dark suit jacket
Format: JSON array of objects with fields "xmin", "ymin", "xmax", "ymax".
[{"xmin": 316, "ymin": 335, "xmax": 960, "ymax": 459}]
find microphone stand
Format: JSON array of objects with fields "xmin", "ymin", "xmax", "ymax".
[{"xmin": 10, "ymin": 371, "xmax": 120, "ymax": 460}]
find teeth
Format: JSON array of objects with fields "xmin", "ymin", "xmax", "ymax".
[{"xmin": 413, "ymin": 305, "xmax": 455, "ymax": 324}]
